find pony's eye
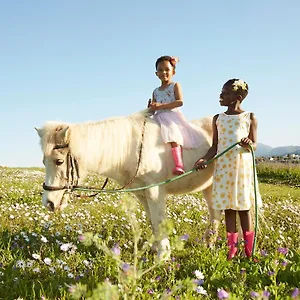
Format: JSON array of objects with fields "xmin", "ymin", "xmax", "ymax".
[{"xmin": 56, "ymin": 159, "xmax": 64, "ymax": 165}]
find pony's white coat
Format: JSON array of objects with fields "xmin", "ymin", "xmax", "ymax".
[{"xmin": 37, "ymin": 111, "xmax": 221, "ymax": 254}]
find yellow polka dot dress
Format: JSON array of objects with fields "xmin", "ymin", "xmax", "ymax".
[{"xmin": 212, "ymin": 112, "xmax": 262, "ymax": 211}]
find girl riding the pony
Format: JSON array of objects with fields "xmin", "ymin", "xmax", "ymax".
[{"xmin": 149, "ymin": 55, "xmax": 201, "ymax": 175}]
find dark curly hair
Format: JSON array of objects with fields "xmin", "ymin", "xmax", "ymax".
[
  {"xmin": 224, "ymin": 78, "xmax": 249, "ymax": 100},
  {"xmin": 155, "ymin": 55, "xmax": 177, "ymax": 70}
]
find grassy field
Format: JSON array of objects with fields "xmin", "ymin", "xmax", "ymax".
[{"xmin": 0, "ymin": 166, "xmax": 299, "ymax": 299}]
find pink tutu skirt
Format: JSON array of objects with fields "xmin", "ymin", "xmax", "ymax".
[{"xmin": 153, "ymin": 108, "xmax": 203, "ymax": 149}]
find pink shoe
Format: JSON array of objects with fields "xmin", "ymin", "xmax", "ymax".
[
  {"xmin": 227, "ymin": 232, "xmax": 238, "ymax": 260},
  {"xmin": 171, "ymin": 146, "xmax": 185, "ymax": 175},
  {"xmin": 243, "ymin": 231, "xmax": 255, "ymax": 257}
]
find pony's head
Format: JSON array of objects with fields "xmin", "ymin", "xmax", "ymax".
[{"xmin": 36, "ymin": 123, "xmax": 76, "ymax": 211}]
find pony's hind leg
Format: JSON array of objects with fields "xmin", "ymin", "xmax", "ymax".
[{"xmin": 202, "ymin": 184, "xmax": 221, "ymax": 248}]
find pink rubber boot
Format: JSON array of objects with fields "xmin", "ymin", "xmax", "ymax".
[
  {"xmin": 227, "ymin": 232, "xmax": 238, "ymax": 260},
  {"xmin": 243, "ymin": 231, "xmax": 255, "ymax": 257},
  {"xmin": 171, "ymin": 146, "xmax": 185, "ymax": 175}
]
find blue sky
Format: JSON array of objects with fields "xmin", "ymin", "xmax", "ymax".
[{"xmin": 1, "ymin": 0, "xmax": 299, "ymax": 167}]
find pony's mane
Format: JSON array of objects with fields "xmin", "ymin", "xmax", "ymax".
[{"xmin": 39, "ymin": 109, "xmax": 155, "ymax": 170}]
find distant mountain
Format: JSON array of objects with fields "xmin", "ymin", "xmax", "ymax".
[{"xmin": 256, "ymin": 143, "xmax": 300, "ymax": 157}]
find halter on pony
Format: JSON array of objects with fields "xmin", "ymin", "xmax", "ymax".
[{"xmin": 42, "ymin": 143, "xmax": 79, "ymax": 193}]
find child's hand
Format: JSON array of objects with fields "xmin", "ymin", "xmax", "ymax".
[
  {"xmin": 149, "ymin": 102, "xmax": 163, "ymax": 111},
  {"xmin": 239, "ymin": 137, "xmax": 253, "ymax": 149},
  {"xmin": 194, "ymin": 158, "xmax": 207, "ymax": 171}
]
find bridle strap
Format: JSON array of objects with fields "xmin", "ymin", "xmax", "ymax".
[
  {"xmin": 43, "ymin": 145, "xmax": 79, "ymax": 192},
  {"xmin": 43, "ymin": 182, "xmax": 67, "ymax": 191}
]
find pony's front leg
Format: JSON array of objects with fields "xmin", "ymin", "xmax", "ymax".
[
  {"xmin": 146, "ymin": 186, "xmax": 170, "ymax": 260},
  {"xmin": 202, "ymin": 184, "xmax": 221, "ymax": 248},
  {"xmin": 134, "ymin": 192, "xmax": 151, "ymax": 221}
]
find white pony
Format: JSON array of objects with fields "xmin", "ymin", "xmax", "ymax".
[{"xmin": 36, "ymin": 111, "xmax": 221, "ymax": 255}]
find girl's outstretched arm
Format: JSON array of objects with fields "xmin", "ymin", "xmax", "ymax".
[{"xmin": 195, "ymin": 114, "xmax": 219, "ymax": 169}]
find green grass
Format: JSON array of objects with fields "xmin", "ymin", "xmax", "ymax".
[
  {"xmin": 0, "ymin": 166, "xmax": 299, "ymax": 299},
  {"xmin": 257, "ymin": 162, "xmax": 300, "ymax": 186}
]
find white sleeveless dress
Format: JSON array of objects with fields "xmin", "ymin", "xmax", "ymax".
[
  {"xmin": 212, "ymin": 112, "xmax": 262, "ymax": 210},
  {"xmin": 153, "ymin": 82, "xmax": 202, "ymax": 149}
]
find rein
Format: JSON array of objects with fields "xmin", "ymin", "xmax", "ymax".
[
  {"xmin": 42, "ymin": 135, "xmax": 259, "ymax": 257},
  {"xmin": 75, "ymin": 142, "xmax": 260, "ymax": 257}
]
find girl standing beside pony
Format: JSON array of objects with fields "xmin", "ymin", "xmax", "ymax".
[
  {"xmin": 194, "ymin": 78, "xmax": 262, "ymax": 260},
  {"xmin": 149, "ymin": 55, "xmax": 201, "ymax": 175}
]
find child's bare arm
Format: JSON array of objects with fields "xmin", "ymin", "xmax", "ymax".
[
  {"xmin": 195, "ymin": 114, "xmax": 219, "ymax": 169},
  {"xmin": 240, "ymin": 113, "xmax": 258, "ymax": 150}
]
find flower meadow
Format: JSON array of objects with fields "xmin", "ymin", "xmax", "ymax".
[{"xmin": 0, "ymin": 166, "xmax": 299, "ymax": 299}]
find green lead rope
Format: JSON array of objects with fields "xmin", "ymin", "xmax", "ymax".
[
  {"xmin": 73, "ymin": 141, "xmax": 259, "ymax": 257},
  {"xmin": 249, "ymin": 144, "xmax": 258, "ymax": 257}
]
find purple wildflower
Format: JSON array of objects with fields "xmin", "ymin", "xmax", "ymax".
[
  {"xmin": 111, "ymin": 243, "xmax": 121, "ymax": 256},
  {"xmin": 194, "ymin": 279, "xmax": 204, "ymax": 286},
  {"xmin": 155, "ymin": 275, "xmax": 161, "ymax": 281},
  {"xmin": 217, "ymin": 289, "xmax": 229, "ymax": 299},
  {"xmin": 250, "ymin": 291, "xmax": 259, "ymax": 298},
  {"xmin": 75, "ymin": 275, "xmax": 82, "ymax": 281},
  {"xmin": 260, "ymin": 249, "xmax": 268, "ymax": 257},
  {"xmin": 263, "ymin": 290, "xmax": 270, "ymax": 298},
  {"xmin": 267, "ymin": 270, "xmax": 275, "ymax": 276},
  {"xmin": 277, "ymin": 247, "xmax": 288, "ymax": 255},
  {"xmin": 147, "ymin": 289, "xmax": 154, "ymax": 294},
  {"xmin": 122, "ymin": 263, "xmax": 130, "ymax": 273},
  {"xmin": 281, "ymin": 260, "xmax": 288, "ymax": 267},
  {"xmin": 180, "ymin": 234, "xmax": 189, "ymax": 241},
  {"xmin": 291, "ymin": 288, "xmax": 299, "ymax": 298}
]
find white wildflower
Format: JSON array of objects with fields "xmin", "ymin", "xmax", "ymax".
[
  {"xmin": 33, "ymin": 267, "xmax": 41, "ymax": 273},
  {"xmin": 196, "ymin": 286, "xmax": 207, "ymax": 295},
  {"xmin": 32, "ymin": 253, "xmax": 41, "ymax": 260},
  {"xmin": 194, "ymin": 270, "xmax": 204, "ymax": 280},
  {"xmin": 44, "ymin": 258, "xmax": 52, "ymax": 265},
  {"xmin": 41, "ymin": 236, "xmax": 48, "ymax": 243},
  {"xmin": 60, "ymin": 243, "xmax": 72, "ymax": 252},
  {"xmin": 16, "ymin": 260, "xmax": 26, "ymax": 269}
]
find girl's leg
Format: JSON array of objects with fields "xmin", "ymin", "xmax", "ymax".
[
  {"xmin": 225, "ymin": 209, "xmax": 237, "ymax": 232},
  {"xmin": 238, "ymin": 210, "xmax": 252, "ymax": 232},
  {"xmin": 238, "ymin": 210, "xmax": 255, "ymax": 257},
  {"xmin": 169, "ymin": 142, "xmax": 185, "ymax": 175},
  {"xmin": 225, "ymin": 209, "xmax": 238, "ymax": 260}
]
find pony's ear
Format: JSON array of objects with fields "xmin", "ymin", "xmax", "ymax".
[
  {"xmin": 35, "ymin": 127, "xmax": 43, "ymax": 138},
  {"xmin": 56, "ymin": 126, "xmax": 70, "ymax": 143}
]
